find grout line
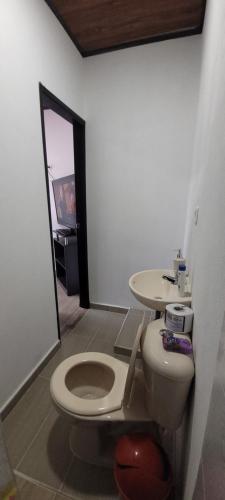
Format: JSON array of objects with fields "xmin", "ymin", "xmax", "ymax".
[
  {"xmin": 16, "ymin": 470, "xmax": 76, "ymax": 499},
  {"xmin": 57, "ymin": 455, "xmax": 74, "ymax": 495},
  {"xmin": 14, "ymin": 429, "xmax": 77, "ymax": 500},
  {"xmin": 84, "ymin": 328, "xmax": 101, "ymax": 351},
  {"xmin": 57, "ymin": 429, "xmax": 75, "ymax": 495},
  {"xmin": 218, "ymin": 375, "xmax": 225, "ymax": 399},
  {"xmin": 84, "ymin": 311, "xmax": 131, "ymax": 355},
  {"xmin": 201, "ymin": 462, "xmax": 207, "ymax": 500},
  {"xmin": 53, "ymin": 490, "xmax": 76, "ymax": 499},
  {"xmin": 38, "ymin": 373, "xmax": 51, "ymax": 381},
  {"xmin": 15, "ymin": 470, "xmax": 58, "ymax": 496},
  {"xmin": 15, "ymin": 408, "xmax": 53, "ymax": 470}
]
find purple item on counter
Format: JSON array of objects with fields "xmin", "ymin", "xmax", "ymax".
[{"xmin": 162, "ymin": 334, "xmax": 193, "ymax": 355}]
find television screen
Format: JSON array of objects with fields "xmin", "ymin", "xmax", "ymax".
[{"xmin": 52, "ymin": 174, "xmax": 76, "ymax": 228}]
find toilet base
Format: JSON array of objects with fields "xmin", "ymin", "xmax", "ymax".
[
  {"xmin": 69, "ymin": 421, "xmax": 158, "ymax": 468},
  {"xmin": 69, "ymin": 424, "xmax": 116, "ymax": 468}
]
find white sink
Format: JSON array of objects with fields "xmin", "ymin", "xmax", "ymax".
[{"xmin": 129, "ymin": 269, "xmax": 191, "ymax": 311}]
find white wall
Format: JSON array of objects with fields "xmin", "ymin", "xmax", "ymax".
[
  {"xmin": 84, "ymin": 37, "xmax": 202, "ymax": 307},
  {"xmin": 183, "ymin": 1, "xmax": 225, "ymax": 498},
  {"xmin": 0, "ymin": 0, "xmax": 84, "ymax": 410},
  {"xmin": 44, "ymin": 110, "xmax": 74, "ymax": 230}
]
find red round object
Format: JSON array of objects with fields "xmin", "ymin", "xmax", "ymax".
[{"xmin": 114, "ymin": 433, "xmax": 172, "ymax": 500}]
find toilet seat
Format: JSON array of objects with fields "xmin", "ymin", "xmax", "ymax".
[{"xmin": 50, "ymin": 352, "xmax": 129, "ymax": 417}]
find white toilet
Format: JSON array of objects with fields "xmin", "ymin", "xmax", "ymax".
[{"xmin": 50, "ymin": 317, "xmax": 194, "ymax": 464}]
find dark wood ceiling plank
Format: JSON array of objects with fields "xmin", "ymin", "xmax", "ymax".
[{"xmin": 45, "ymin": 0, "xmax": 206, "ymax": 56}]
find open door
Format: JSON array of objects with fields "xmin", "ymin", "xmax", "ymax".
[{"xmin": 39, "ymin": 84, "xmax": 89, "ymax": 339}]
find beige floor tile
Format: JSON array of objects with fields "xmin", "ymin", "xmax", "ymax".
[
  {"xmin": 3, "ymin": 377, "xmax": 53, "ymax": 468},
  {"xmin": 18, "ymin": 410, "xmax": 73, "ymax": 490},
  {"xmin": 16, "ymin": 475, "xmax": 55, "ymax": 499},
  {"xmin": 62, "ymin": 457, "xmax": 118, "ymax": 499}
]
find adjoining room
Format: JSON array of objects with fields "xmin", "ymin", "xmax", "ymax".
[{"xmin": 43, "ymin": 105, "xmax": 85, "ymax": 337}]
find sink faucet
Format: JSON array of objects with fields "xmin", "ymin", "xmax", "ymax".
[{"xmin": 162, "ymin": 274, "xmax": 176, "ymax": 284}]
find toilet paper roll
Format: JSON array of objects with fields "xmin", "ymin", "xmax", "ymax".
[{"xmin": 165, "ymin": 303, "xmax": 193, "ymax": 334}]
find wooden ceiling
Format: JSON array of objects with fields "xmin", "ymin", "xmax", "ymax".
[{"xmin": 45, "ymin": 0, "xmax": 206, "ymax": 57}]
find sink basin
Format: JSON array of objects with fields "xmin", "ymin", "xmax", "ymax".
[{"xmin": 129, "ymin": 269, "xmax": 191, "ymax": 311}]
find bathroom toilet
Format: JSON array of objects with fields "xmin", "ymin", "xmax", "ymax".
[
  {"xmin": 51, "ymin": 352, "xmax": 129, "ymax": 418},
  {"xmin": 50, "ymin": 317, "xmax": 194, "ymax": 465}
]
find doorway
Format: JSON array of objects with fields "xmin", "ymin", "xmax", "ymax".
[{"xmin": 39, "ymin": 84, "xmax": 89, "ymax": 340}]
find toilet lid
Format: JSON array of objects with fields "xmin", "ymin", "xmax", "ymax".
[
  {"xmin": 50, "ymin": 352, "xmax": 129, "ymax": 416},
  {"xmin": 142, "ymin": 318, "xmax": 195, "ymax": 381},
  {"xmin": 123, "ymin": 312, "xmax": 147, "ymax": 406}
]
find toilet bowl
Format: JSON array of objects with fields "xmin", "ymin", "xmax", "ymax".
[
  {"xmin": 51, "ymin": 351, "xmax": 129, "ymax": 418},
  {"xmin": 50, "ymin": 317, "xmax": 194, "ymax": 465}
]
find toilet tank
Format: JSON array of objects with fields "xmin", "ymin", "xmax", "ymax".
[{"xmin": 141, "ymin": 319, "xmax": 194, "ymax": 431}]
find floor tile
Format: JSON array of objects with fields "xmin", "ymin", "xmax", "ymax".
[
  {"xmin": 40, "ymin": 334, "xmax": 91, "ymax": 379},
  {"xmin": 89, "ymin": 311, "xmax": 125, "ymax": 342},
  {"xmin": 87, "ymin": 338, "xmax": 116, "ymax": 356},
  {"xmin": 3, "ymin": 377, "xmax": 53, "ymax": 468},
  {"xmin": 0, "ymin": 422, "xmax": 15, "ymax": 495},
  {"xmin": 16, "ymin": 475, "xmax": 55, "ymax": 500},
  {"xmin": 54, "ymin": 495, "xmax": 74, "ymax": 500},
  {"xmin": 73, "ymin": 310, "xmax": 110, "ymax": 337},
  {"xmin": 86, "ymin": 312, "xmax": 125, "ymax": 354},
  {"xmin": 62, "ymin": 457, "xmax": 118, "ymax": 499},
  {"xmin": 209, "ymin": 318, "xmax": 225, "ymax": 402},
  {"xmin": 192, "ymin": 463, "xmax": 205, "ymax": 500},
  {"xmin": 18, "ymin": 410, "xmax": 73, "ymax": 490}
]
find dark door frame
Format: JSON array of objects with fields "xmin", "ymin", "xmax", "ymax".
[{"xmin": 39, "ymin": 83, "xmax": 89, "ymax": 340}]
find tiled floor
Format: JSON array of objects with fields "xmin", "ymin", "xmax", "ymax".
[{"xmin": 3, "ymin": 309, "xmax": 127, "ymax": 500}]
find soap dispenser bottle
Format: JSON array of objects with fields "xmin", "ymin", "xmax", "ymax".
[
  {"xmin": 178, "ymin": 264, "xmax": 187, "ymax": 297},
  {"xmin": 173, "ymin": 249, "xmax": 186, "ymax": 281}
]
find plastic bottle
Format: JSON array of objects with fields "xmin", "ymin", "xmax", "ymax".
[
  {"xmin": 178, "ymin": 264, "xmax": 186, "ymax": 297},
  {"xmin": 173, "ymin": 249, "xmax": 186, "ymax": 282}
]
